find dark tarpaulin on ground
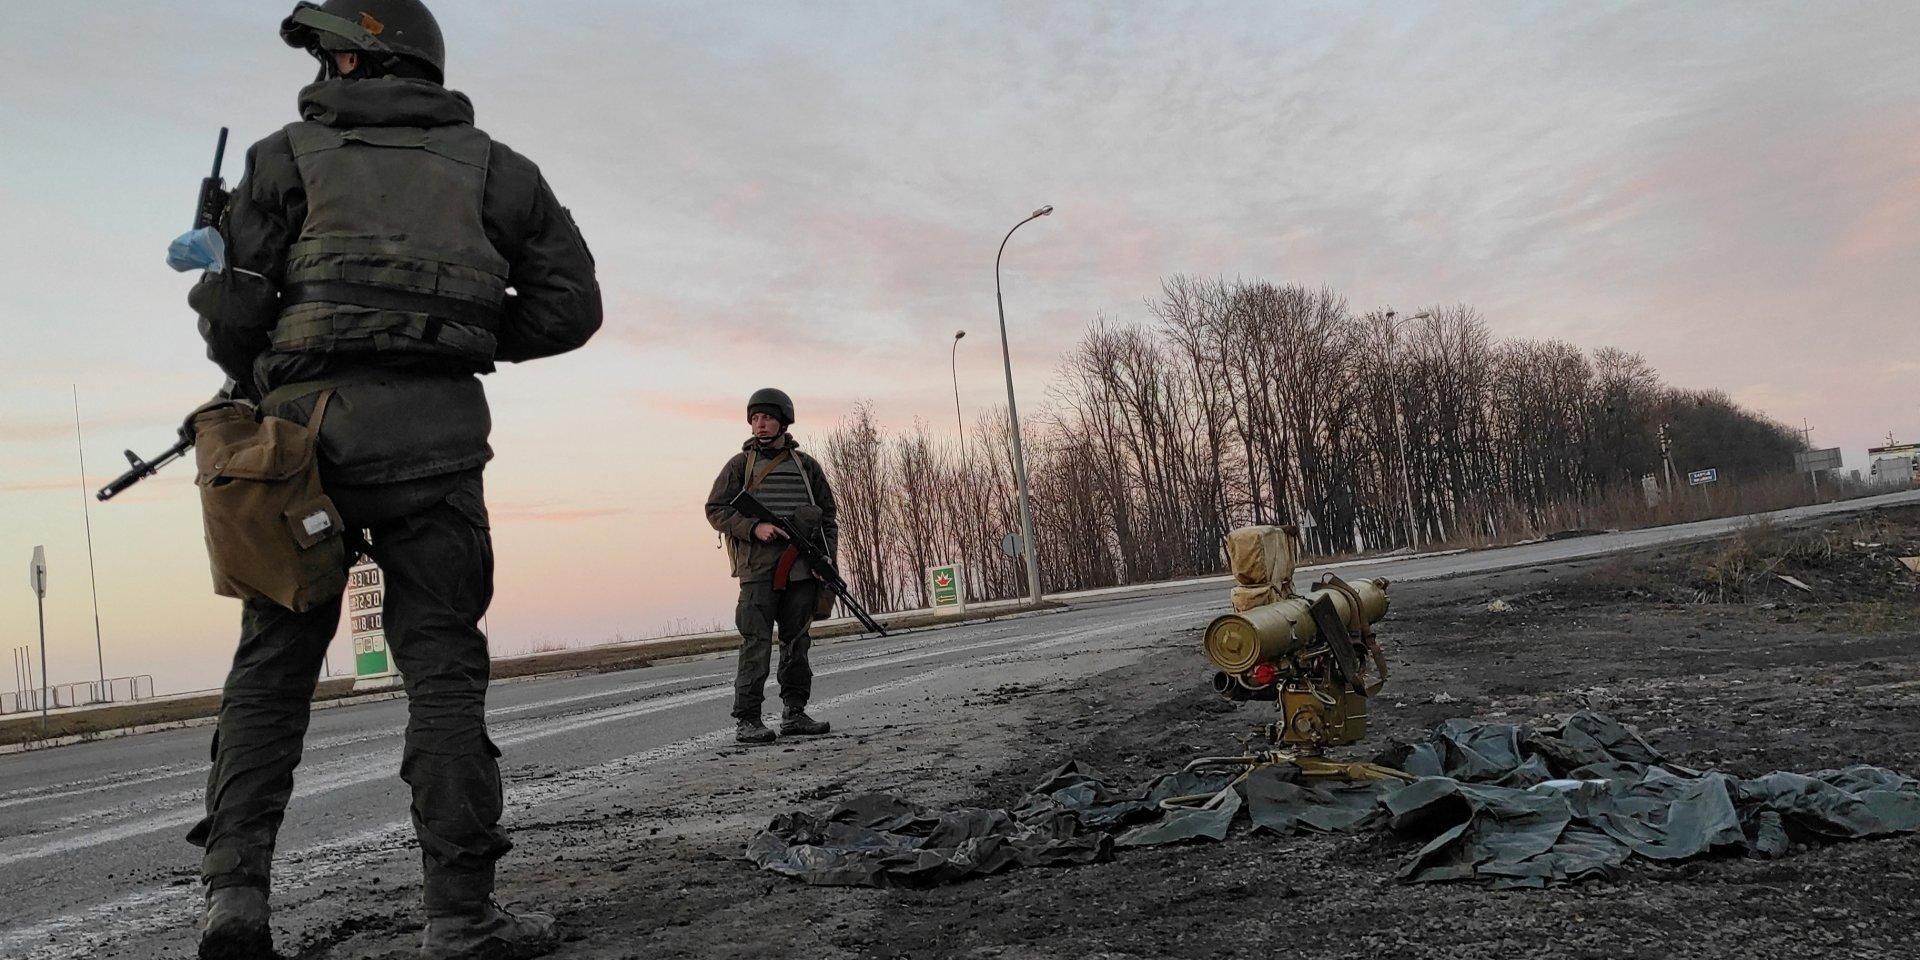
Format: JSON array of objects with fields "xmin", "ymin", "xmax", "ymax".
[{"xmin": 746, "ymin": 712, "xmax": 1920, "ymax": 888}]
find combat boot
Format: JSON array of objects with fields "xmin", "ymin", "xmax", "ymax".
[
  {"xmin": 780, "ymin": 707, "xmax": 830, "ymax": 736},
  {"xmin": 198, "ymin": 885, "xmax": 272, "ymax": 960},
  {"xmin": 736, "ymin": 718, "xmax": 777, "ymax": 744},
  {"xmin": 421, "ymin": 900, "xmax": 558, "ymax": 960}
]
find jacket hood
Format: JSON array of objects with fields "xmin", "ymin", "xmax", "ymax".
[{"xmin": 298, "ymin": 78, "xmax": 475, "ymax": 128}]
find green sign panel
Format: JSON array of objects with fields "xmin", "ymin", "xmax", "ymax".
[{"xmin": 928, "ymin": 564, "xmax": 963, "ymax": 610}]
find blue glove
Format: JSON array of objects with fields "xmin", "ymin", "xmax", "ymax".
[{"xmin": 167, "ymin": 226, "xmax": 227, "ymax": 273}]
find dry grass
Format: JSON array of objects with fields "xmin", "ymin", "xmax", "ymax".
[
  {"xmin": 1697, "ymin": 517, "xmax": 1841, "ymax": 602},
  {"xmin": 1415, "ymin": 474, "xmax": 1886, "ymax": 554}
]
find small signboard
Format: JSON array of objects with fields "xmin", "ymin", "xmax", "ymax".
[
  {"xmin": 999, "ymin": 533, "xmax": 1023, "ymax": 559},
  {"xmin": 28, "ymin": 546, "xmax": 46, "ymax": 599},
  {"xmin": 347, "ymin": 558, "xmax": 398, "ymax": 689},
  {"xmin": 1687, "ymin": 468, "xmax": 1718, "ymax": 486},
  {"xmin": 926, "ymin": 564, "xmax": 965, "ymax": 614},
  {"xmin": 1794, "ymin": 447, "xmax": 1842, "ymax": 473}
]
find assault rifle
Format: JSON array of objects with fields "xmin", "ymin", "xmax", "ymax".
[
  {"xmin": 100, "ymin": 128, "xmax": 235, "ymax": 503},
  {"xmin": 729, "ymin": 490, "xmax": 888, "ymax": 637}
]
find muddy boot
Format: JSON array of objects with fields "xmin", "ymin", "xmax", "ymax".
[
  {"xmin": 421, "ymin": 900, "xmax": 558, "ymax": 960},
  {"xmin": 780, "ymin": 707, "xmax": 830, "ymax": 736},
  {"xmin": 736, "ymin": 718, "xmax": 777, "ymax": 744},
  {"xmin": 198, "ymin": 885, "xmax": 273, "ymax": 960}
]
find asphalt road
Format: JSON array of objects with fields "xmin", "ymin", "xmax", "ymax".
[{"xmin": 3, "ymin": 488, "xmax": 1916, "ymax": 957}]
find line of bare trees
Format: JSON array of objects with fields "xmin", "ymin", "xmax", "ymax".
[{"xmin": 817, "ymin": 276, "xmax": 1805, "ymax": 613}]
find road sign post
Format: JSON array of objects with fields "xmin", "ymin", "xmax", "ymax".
[
  {"xmin": 1688, "ymin": 468, "xmax": 1718, "ymax": 512},
  {"xmin": 926, "ymin": 564, "xmax": 966, "ymax": 615},
  {"xmin": 347, "ymin": 558, "xmax": 400, "ymax": 691},
  {"xmin": 1794, "ymin": 447, "xmax": 1842, "ymax": 501},
  {"xmin": 29, "ymin": 546, "xmax": 48, "ymax": 721}
]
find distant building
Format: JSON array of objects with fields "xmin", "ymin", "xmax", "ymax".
[{"xmin": 1867, "ymin": 441, "xmax": 1920, "ymax": 487}]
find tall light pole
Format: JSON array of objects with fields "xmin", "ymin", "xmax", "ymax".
[
  {"xmin": 996, "ymin": 204, "xmax": 1052, "ymax": 605},
  {"xmin": 1384, "ymin": 310, "xmax": 1430, "ymax": 550},
  {"xmin": 73, "ymin": 386, "xmax": 106, "ymax": 700},
  {"xmin": 950, "ymin": 330, "xmax": 967, "ymax": 443}
]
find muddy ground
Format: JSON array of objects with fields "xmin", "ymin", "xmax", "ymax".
[{"xmin": 296, "ymin": 507, "xmax": 1920, "ymax": 960}]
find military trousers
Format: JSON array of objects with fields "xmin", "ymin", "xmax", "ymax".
[
  {"xmin": 731, "ymin": 578, "xmax": 819, "ymax": 720},
  {"xmin": 188, "ymin": 469, "xmax": 510, "ymax": 913}
]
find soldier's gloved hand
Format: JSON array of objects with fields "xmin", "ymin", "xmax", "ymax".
[
  {"xmin": 754, "ymin": 522, "xmax": 785, "ymax": 543},
  {"xmin": 167, "ymin": 226, "xmax": 227, "ymax": 273}
]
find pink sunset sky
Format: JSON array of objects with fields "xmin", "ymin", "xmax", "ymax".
[{"xmin": 2, "ymin": 1, "xmax": 1916, "ymax": 696}]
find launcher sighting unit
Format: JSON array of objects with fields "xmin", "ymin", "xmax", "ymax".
[{"xmin": 1200, "ymin": 525, "xmax": 1405, "ymax": 781}]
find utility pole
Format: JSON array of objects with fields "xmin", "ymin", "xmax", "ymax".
[
  {"xmin": 1800, "ymin": 419, "xmax": 1819, "ymax": 500},
  {"xmin": 74, "ymin": 386, "xmax": 107, "ymax": 699},
  {"xmin": 1658, "ymin": 423, "xmax": 1677, "ymax": 494}
]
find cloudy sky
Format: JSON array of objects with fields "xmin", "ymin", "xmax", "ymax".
[{"xmin": 2, "ymin": 1, "xmax": 1915, "ymax": 696}]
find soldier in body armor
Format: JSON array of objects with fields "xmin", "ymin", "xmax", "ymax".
[
  {"xmin": 705, "ymin": 389, "xmax": 839, "ymax": 744},
  {"xmin": 186, "ymin": 2, "xmax": 601, "ymax": 957}
]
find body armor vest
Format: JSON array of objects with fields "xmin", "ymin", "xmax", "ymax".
[{"xmin": 269, "ymin": 120, "xmax": 508, "ymax": 368}]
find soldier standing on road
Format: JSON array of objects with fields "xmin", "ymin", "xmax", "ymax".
[
  {"xmin": 186, "ymin": 2, "xmax": 600, "ymax": 958},
  {"xmin": 705, "ymin": 389, "xmax": 838, "ymax": 744}
]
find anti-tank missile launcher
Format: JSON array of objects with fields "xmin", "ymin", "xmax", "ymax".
[{"xmin": 1198, "ymin": 525, "xmax": 1405, "ymax": 781}]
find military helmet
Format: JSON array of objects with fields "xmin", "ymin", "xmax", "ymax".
[
  {"xmin": 281, "ymin": 0, "xmax": 446, "ymax": 81},
  {"xmin": 747, "ymin": 388, "xmax": 795, "ymax": 427}
]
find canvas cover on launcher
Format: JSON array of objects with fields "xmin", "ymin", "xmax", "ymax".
[{"xmin": 1228, "ymin": 524, "xmax": 1300, "ymax": 611}]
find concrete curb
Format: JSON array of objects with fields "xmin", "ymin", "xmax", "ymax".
[{"xmin": 0, "ymin": 670, "xmax": 585, "ymax": 757}]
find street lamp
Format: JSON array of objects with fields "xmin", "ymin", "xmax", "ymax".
[
  {"xmin": 1383, "ymin": 309, "xmax": 1430, "ymax": 550},
  {"xmin": 996, "ymin": 204, "xmax": 1052, "ymax": 605},
  {"xmin": 950, "ymin": 330, "xmax": 967, "ymax": 444}
]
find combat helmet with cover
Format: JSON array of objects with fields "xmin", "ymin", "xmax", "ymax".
[
  {"xmin": 748, "ymin": 388, "xmax": 796, "ymax": 428},
  {"xmin": 281, "ymin": 0, "xmax": 446, "ymax": 82}
]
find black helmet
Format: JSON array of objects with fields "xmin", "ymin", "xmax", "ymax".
[
  {"xmin": 747, "ymin": 388, "xmax": 795, "ymax": 427},
  {"xmin": 281, "ymin": 0, "xmax": 446, "ymax": 82}
]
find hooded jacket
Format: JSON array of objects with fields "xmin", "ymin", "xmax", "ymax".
[{"xmin": 191, "ymin": 78, "xmax": 601, "ymax": 484}]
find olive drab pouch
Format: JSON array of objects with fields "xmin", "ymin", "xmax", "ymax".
[{"xmin": 190, "ymin": 390, "xmax": 347, "ymax": 612}]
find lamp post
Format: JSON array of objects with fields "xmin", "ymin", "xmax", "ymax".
[
  {"xmin": 996, "ymin": 204, "xmax": 1052, "ymax": 605},
  {"xmin": 1383, "ymin": 310, "xmax": 1431, "ymax": 550},
  {"xmin": 950, "ymin": 330, "xmax": 967, "ymax": 443},
  {"xmin": 73, "ymin": 386, "xmax": 106, "ymax": 701}
]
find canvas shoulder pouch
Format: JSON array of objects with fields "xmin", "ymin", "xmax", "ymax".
[{"xmin": 190, "ymin": 390, "xmax": 348, "ymax": 612}]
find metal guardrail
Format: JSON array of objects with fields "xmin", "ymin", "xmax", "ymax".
[{"xmin": 0, "ymin": 675, "xmax": 155, "ymax": 717}]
